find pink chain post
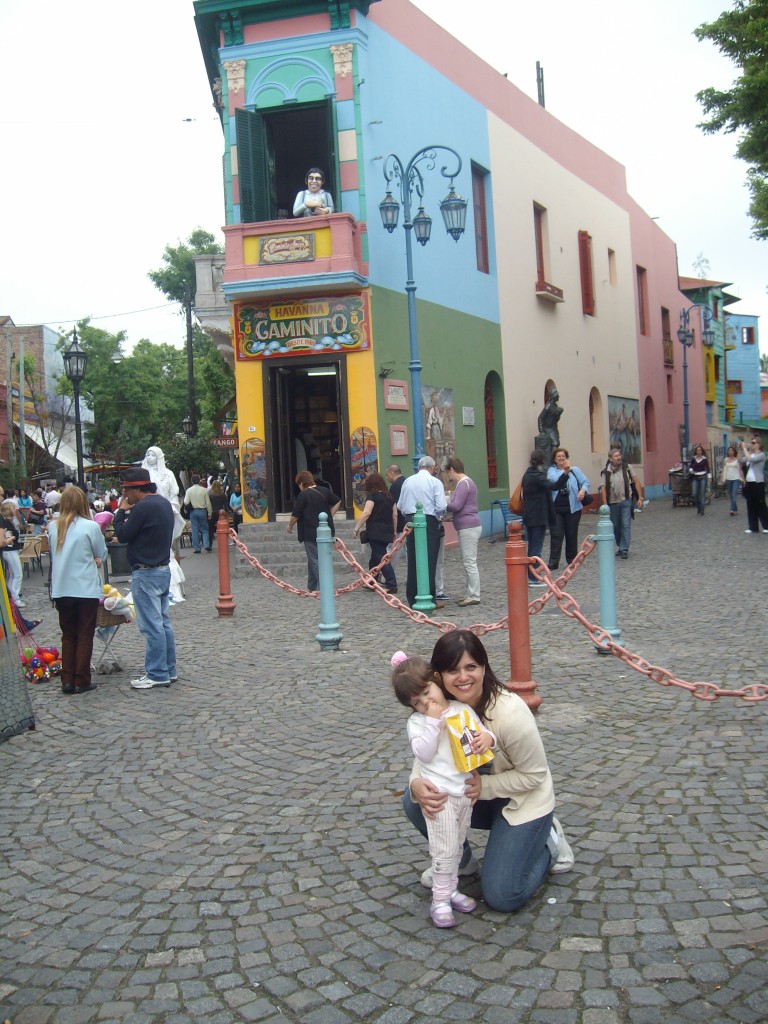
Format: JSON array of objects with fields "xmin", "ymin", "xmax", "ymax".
[
  {"xmin": 215, "ymin": 510, "xmax": 236, "ymax": 617},
  {"xmin": 505, "ymin": 521, "xmax": 541, "ymax": 711}
]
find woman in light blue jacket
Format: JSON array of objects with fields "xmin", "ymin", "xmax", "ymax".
[
  {"xmin": 546, "ymin": 447, "xmax": 590, "ymax": 571},
  {"xmin": 49, "ymin": 487, "xmax": 108, "ymax": 696}
]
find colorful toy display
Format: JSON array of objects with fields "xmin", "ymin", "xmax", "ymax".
[{"xmin": 21, "ymin": 644, "xmax": 62, "ymax": 682}]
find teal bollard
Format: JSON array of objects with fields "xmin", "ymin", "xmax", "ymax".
[
  {"xmin": 412, "ymin": 502, "xmax": 436, "ymax": 613},
  {"xmin": 594, "ymin": 504, "xmax": 621, "ymax": 653},
  {"xmin": 315, "ymin": 513, "xmax": 342, "ymax": 651}
]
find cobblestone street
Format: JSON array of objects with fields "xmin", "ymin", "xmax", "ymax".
[{"xmin": 1, "ymin": 495, "xmax": 766, "ymax": 1024}]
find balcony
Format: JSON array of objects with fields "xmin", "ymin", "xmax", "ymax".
[
  {"xmin": 663, "ymin": 337, "xmax": 674, "ymax": 367},
  {"xmin": 535, "ymin": 279, "xmax": 564, "ymax": 303},
  {"xmin": 222, "ymin": 214, "xmax": 368, "ymax": 301}
]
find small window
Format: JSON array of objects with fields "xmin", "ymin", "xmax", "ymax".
[
  {"xmin": 713, "ymin": 297, "xmax": 720, "ymax": 320},
  {"xmin": 661, "ymin": 307, "xmax": 671, "ymax": 340},
  {"xmin": 636, "ymin": 266, "xmax": 649, "ymax": 336},
  {"xmin": 742, "ymin": 326, "xmax": 755, "ymax": 344},
  {"xmin": 607, "ymin": 248, "xmax": 616, "ymax": 286},
  {"xmin": 472, "ymin": 165, "xmax": 490, "ymax": 274},
  {"xmin": 533, "ymin": 204, "xmax": 547, "ymax": 283},
  {"xmin": 578, "ymin": 230, "xmax": 595, "ymax": 316}
]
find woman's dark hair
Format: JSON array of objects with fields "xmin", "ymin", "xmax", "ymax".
[
  {"xmin": 391, "ymin": 656, "xmax": 435, "ymax": 708},
  {"xmin": 726, "ymin": 445, "xmax": 737, "ymax": 457},
  {"xmin": 364, "ymin": 472, "xmax": 388, "ymax": 495},
  {"xmin": 446, "ymin": 456, "xmax": 464, "ymax": 474},
  {"xmin": 431, "ymin": 629, "xmax": 503, "ymax": 722},
  {"xmin": 694, "ymin": 445, "xmax": 705, "ymax": 456},
  {"xmin": 529, "ymin": 449, "xmax": 546, "ymax": 470},
  {"xmin": 295, "ymin": 470, "xmax": 315, "ymax": 488},
  {"xmin": 305, "ymin": 166, "xmax": 325, "ymax": 185}
]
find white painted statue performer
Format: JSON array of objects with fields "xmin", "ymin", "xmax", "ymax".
[{"xmin": 141, "ymin": 445, "xmax": 186, "ymax": 604}]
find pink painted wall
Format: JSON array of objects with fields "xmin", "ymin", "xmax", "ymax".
[
  {"xmin": 244, "ymin": 14, "xmax": 330, "ymax": 44},
  {"xmin": 627, "ymin": 197, "xmax": 708, "ymax": 487}
]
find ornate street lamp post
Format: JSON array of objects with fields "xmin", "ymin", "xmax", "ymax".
[
  {"xmin": 677, "ymin": 304, "xmax": 714, "ymax": 457},
  {"xmin": 63, "ymin": 328, "xmax": 88, "ymax": 490},
  {"xmin": 379, "ymin": 146, "xmax": 467, "ymax": 469}
]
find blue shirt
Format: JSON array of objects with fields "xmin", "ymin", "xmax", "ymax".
[
  {"xmin": 397, "ymin": 469, "xmax": 447, "ymax": 518},
  {"xmin": 49, "ymin": 517, "xmax": 108, "ymax": 599}
]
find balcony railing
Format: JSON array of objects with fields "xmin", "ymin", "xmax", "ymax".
[{"xmin": 222, "ymin": 214, "xmax": 368, "ymax": 299}]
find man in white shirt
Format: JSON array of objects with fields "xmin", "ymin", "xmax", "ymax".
[
  {"xmin": 44, "ymin": 485, "xmax": 61, "ymax": 509},
  {"xmin": 397, "ymin": 456, "xmax": 447, "ymax": 608}
]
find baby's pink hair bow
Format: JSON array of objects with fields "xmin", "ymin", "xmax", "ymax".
[{"xmin": 390, "ymin": 651, "xmax": 408, "ymax": 667}]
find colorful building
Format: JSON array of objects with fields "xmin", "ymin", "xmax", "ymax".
[
  {"xmin": 722, "ymin": 311, "xmax": 761, "ymax": 431},
  {"xmin": 193, "ymin": 0, "xmax": 699, "ymax": 524}
]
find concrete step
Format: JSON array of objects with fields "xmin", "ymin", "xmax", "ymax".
[{"xmin": 232, "ymin": 519, "xmax": 362, "ymax": 580}]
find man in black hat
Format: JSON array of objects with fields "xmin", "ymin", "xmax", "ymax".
[{"xmin": 113, "ymin": 468, "xmax": 177, "ymax": 690}]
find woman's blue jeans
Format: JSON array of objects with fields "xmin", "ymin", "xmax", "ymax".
[
  {"xmin": 402, "ymin": 787, "xmax": 553, "ymax": 912},
  {"xmin": 726, "ymin": 479, "xmax": 740, "ymax": 513},
  {"xmin": 526, "ymin": 525, "xmax": 546, "ymax": 581},
  {"xmin": 691, "ymin": 476, "xmax": 707, "ymax": 513}
]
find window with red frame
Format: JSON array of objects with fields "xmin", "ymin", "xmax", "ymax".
[
  {"xmin": 472, "ymin": 165, "xmax": 489, "ymax": 274},
  {"xmin": 578, "ymin": 230, "xmax": 595, "ymax": 315}
]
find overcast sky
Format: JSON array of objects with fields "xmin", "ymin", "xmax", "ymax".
[{"xmin": 1, "ymin": 0, "xmax": 764, "ymax": 354}]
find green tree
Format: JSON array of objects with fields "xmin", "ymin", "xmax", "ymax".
[
  {"xmin": 148, "ymin": 228, "xmax": 223, "ymax": 304},
  {"xmin": 761, "ymin": 351, "xmax": 768, "ymax": 372},
  {"xmin": 695, "ymin": 1, "xmax": 768, "ymax": 239},
  {"xmin": 57, "ymin": 322, "xmax": 191, "ymax": 463}
]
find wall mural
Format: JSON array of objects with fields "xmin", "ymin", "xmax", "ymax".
[
  {"xmin": 607, "ymin": 396, "xmax": 642, "ymax": 463},
  {"xmin": 241, "ymin": 437, "xmax": 268, "ymax": 520},
  {"xmin": 350, "ymin": 427, "xmax": 378, "ymax": 510},
  {"xmin": 422, "ymin": 385, "xmax": 455, "ymax": 487}
]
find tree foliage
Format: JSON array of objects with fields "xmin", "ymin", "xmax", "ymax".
[
  {"xmin": 695, "ymin": 0, "xmax": 768, "ymax": 239},
  {"xmin": 148, "ymin": 228, "xmax": 223, "ymax": 304},
  {"xmin": 57, "ymin": 322, "xmax": 193, "ymax": 463}
]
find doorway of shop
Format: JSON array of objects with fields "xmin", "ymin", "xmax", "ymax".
[{"xmin": 266, "ymin": 360, "xmax": 347, "ymax": 515}]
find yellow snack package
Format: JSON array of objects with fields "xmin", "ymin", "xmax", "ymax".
[{"xmin": 444, "ymin": 707, "xmax": 494, "ymax": 773}]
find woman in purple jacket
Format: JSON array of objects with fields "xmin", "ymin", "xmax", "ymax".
[{"xmin": 446, "ymin": 457, "xmax": 482, "ymax": 606}]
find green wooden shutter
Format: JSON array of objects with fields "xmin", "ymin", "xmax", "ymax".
[{"xmin": 235, "ymin": 108, "xmax": 269, "ymax": 223}]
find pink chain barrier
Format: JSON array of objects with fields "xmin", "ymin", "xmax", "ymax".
[{"xmin": 228, "ymin": 529, "xmax": 766, "ymax": 702}]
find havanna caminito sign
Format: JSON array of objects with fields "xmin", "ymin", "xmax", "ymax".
[{"xmin": 235, "ymin": 294, "xmax": 370, "ymax": 360}]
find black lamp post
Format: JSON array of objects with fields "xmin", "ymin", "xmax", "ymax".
[
  {"xmin": 182, "ymin": 415, "xmax": 194, "ymax": 437},
  {"xmin": 379, "ymin": 146, "xmax": 467, "ymax": 469},
  {"xmin": 677, "ymin": 304, "xmax": 714, "ymax": 457},
  {"xmin": 63, "ymin": 328, "xmax": 88, "ymax": 489}
]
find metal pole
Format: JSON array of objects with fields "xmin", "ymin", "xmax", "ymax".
[
  {"xmin": 504, "ymin": 521, "xmax": 541, "ymax": 711},
  {"xmin": 5, "ymin": 336, "xmax": 15, "ymax": 475},
  {"xmin": 315, "ymin": 513, "xmax": 342, "ymax": 650},
  {"xmin": 18, "ymin": 334, "xmax": 27, "ymax": 483},
  {"xmin": 411, "ymin": 502, "xmax": 435, "ymax": 612},
  {"xmin": 402, "ymin": 191, "xmax": 425, "ymax": 472},
  {"xmin": 594, "ymin": 505, "xmax": 621, "ymax": 653},
  {"xmin": 215, "ymin": 510, "xmax": 236, "ymax": 616},
  {"xmin": 682, "ymin": 333, "xmax": 690, "ymax": 454},
  {"xmin": 184, "ymin": 283, "xmax": 198, "ymax": 435},
  {"xmin": 73, "ymin": 377, "xmax": 85, "ymax": 489}
]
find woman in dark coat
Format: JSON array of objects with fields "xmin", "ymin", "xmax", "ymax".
[
  {"xmin": 352, "ymin": 473, "xmax": 397, "ymax": 592},
  {"xmin": 208, "ymin": 479, "xmax": 228, "ymax": 544},
  {"xmin": 521, "ymin": 450, "xmax": 554, "ymax": 586}
]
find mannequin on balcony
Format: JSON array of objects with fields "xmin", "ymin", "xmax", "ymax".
[{"xmin": 293, "ymin": 167, "xmax": 334, "ymax": 217}]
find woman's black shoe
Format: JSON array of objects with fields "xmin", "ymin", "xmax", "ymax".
[
  {"xmin": 74, "ymin": 683, "xmax": 97, "ymax": 694},
  {"xmin": 61, "ymin": 684, "xmax": 75, "ymax": 695}
]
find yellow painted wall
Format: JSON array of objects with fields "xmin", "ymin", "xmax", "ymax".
[{"xmin": 235, "ymin": 358, "xmax": 265, "ymax": 524}]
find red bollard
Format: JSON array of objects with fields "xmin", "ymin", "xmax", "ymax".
[
  {"xmin": 504, "ymin": 521, "xmax": 541, "ymax": 711},
  {"xmin": 215, "ymin": 510, "xmax": 236, "ymax": 617}
]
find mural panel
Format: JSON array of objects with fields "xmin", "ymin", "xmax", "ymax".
[{"xmin": 607, "ymin": 396, "xmax": 642, "ymax": 463}]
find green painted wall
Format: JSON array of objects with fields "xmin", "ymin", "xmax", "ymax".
[{"xmin": 369, "ymin": 285, "xmax": 508, "ymax": 508}]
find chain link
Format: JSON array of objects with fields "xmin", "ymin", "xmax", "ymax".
[{"xmin": 228, "ymin": 528, "xmax": 766, "ymax": 701}]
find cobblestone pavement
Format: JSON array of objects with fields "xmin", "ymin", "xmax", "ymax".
[{"xmin": 1, "ymin": 495, "xmax": 766, "ymax": 1024}]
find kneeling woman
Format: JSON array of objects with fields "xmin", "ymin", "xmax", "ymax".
[{"xmin": 403, "ymin": 629, "xmax": 573, "ymax": 912}]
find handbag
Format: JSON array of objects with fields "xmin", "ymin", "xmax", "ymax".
[
  {"xmin": 581, "ymin": 492, "xmax": 594, "ymax": 507},
  {"xmin": 509, "ymin": 480, "xmax": 524, "ymax": 515},
  {"xmin": 359, "ymin": 529, "xmax": 368, "ymax": 544}
]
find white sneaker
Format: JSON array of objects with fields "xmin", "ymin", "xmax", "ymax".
[
  {"xmin": 745, "ymin": 530, "xmax": 755, "ymax": 534},
  {"xmin": 130, "ymin": 675, "xmax": 171, "ymax": 690},
  {"xmin": 421, "ymin": 852, "xmax": 479, "ymax": 888},
  {"xmin": 16, "ymin": 599, "xmax": 26, "ymax": 608},
  {"xmin": 550, "ymin": 815, "xmax": 575, "ymax": 874}
]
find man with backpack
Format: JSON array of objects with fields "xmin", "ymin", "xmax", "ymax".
[{"xmin": 600, "ymin": 447, "xmax": 644, "ymax": 559}]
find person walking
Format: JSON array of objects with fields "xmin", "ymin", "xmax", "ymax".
[
  {"xmin": 208, "ymin": 478, "xmax": 228, "ymax": 540},
  {"xmin": 182, "ymin": 474, "xmax": 213, "ymax": 553},
  {"xmin": 521, "ymin": 450, "xmax": 554, "ymax": 586},
  {"xmin": 721, "ymin": 445, "xmax": 744, "ymax": 516},
  {"xmin": 739, "ymin": 437, "xmax": 768, "ymax": 534},
  {"xmin": 445, "ymin": 457, "xmax": 482, "ymax": 605},
  {"xmin": 229, "ymin": 482, "xmax": 243, "ymax": 534},
  {"xmin": 396, "ymin": 456, "xmax": 447, "ymax": 608},
  {"xmin": 600, "ymin": 447, "xmax": 644, "ymax": 559},
  {"xmin": 689, "ymin": 445, "xmax": 710, "ymax": 516},
  {"xmin": 113, "ymin": 469, "xmax": 177, "ymax": 690},
  {"xmin": 353, "ymin": 473, "xmax": 397, "ymax": 593},
  {"xmin": 0, "ymin": 500, "xmax": 24, "ymax": 607},
  {"xmin": 287, "ymin": 471, "xmax": 341, "ymax": 592},
  {"xmin": 48, "ymin": 487, "xmax": 107, "ymax": 696},
  {"xmin": 546, "ymin": 447, "xmax": 589, "ymax": 570}
]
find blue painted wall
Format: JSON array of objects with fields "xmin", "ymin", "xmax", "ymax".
[{"xmin": 726, "ymin": 312, "xmax": 761, "ymax": 424}]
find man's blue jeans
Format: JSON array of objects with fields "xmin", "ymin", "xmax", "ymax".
[
  {"xmin": 608, "ymin": 498, "xmax": 632, "ymax": 553},
  {"xmin": 403, "ymin": 787, "xmax": 553, "ymax": 912},
  {"xmin": 131, "ymin": 567, "xmax": 176, "ymax": 682},
  {"xmin": 189, "ymin": 508, "xmax": 209, "ymax": 552}
]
